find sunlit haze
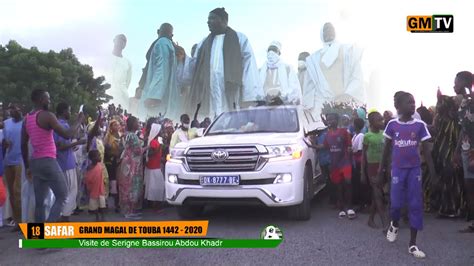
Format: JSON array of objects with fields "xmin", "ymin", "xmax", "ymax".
[{"xmin": 1, "ymin": 0, "xmax": 473, "ymax": 113}]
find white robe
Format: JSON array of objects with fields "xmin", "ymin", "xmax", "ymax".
[
  {"xmin": 179, "ymin": 31, "xmax": 264, "ymax": 118},
  {"xmin": 107, "ymin": 55, "xmax": 132, "ymax": 110},
  {"xmin": 259, "ymin": 62, "xmax": 302, "ymax": 104},
  {"xmin": 303, "ymin": 43, "xmax": 364, "ymax": 118}
]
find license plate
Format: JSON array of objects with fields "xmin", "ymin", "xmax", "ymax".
[{"xmin": 199, "ymin": 176, "xmax": 240, "ymax": 186}]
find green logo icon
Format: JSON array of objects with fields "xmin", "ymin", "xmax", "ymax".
[{"xmin": 260, "ymin": 225, "xmax": 283, "ymax": 240}]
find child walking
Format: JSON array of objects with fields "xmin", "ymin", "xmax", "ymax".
[
  {"xmin": 316, "ymin": 127, "xmax": 334, "ymax": 205},
  {"xmin": 85, "ymin": 150, "xmax": 106, "ymax": 221},
  {"xmin": 352, "ymin": 118, "xmax": 366, "ymax": 209},
  {"xmin": 379, "ymin": 91, "xmax": 437, "ymax": 259},
  {"xmin": 322, "ymin": 113, "xmax": 356, "ymax": 219},
  {"xmin": 362, "ymin": 111, "xmax": 387, "ymax": 228}
]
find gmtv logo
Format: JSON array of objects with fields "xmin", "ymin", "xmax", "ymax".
[{"xmin": 407, "ymin": 15, "xmax": 453, "ymax": 33}]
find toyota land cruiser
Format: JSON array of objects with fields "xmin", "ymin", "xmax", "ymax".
[{"xmin": 165, "ymin": 105, "xmax": 326, "ymax": 220}]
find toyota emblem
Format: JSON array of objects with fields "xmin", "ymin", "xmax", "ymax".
[{"xmin": 211, "ymin": 149, "xmax": 229, "ymax": 162}]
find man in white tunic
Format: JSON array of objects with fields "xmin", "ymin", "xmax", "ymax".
[
  {"xmin": 259, "ymin": 41, "xmax": 302, "ymax": 105},
  {"xmin": 303, "ymin": 22, "xmax": 365, "ymax": 118},
  {"xmin": 177, "ymin": 8, "xmax": 263, "ymax": 119},
  {"xmin": 108, "ymin": 34, "xmax": 132, "ymax": 111}
]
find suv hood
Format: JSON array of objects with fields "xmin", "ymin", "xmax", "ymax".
[{"xmin": 175, "ymin": 133, "xmax": 301, "ymax": 148}]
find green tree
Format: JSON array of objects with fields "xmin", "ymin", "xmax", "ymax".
[{"xmin": 0, "ymin": 40, "xmax": 111, "ymax": 114}]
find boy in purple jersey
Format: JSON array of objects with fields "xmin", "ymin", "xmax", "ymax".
[{"xmin": 378, "ymin": 91, "xmax": 437, "ymax": 259}]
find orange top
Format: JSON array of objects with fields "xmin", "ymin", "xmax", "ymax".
[{"xmin": 85, "ymin": 163, "xmax": 105, "ymax": 199}]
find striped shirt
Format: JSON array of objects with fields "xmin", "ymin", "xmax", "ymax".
[{"xmin": 26, "ymin": 110, "xmax": 57, "ymax": 159}]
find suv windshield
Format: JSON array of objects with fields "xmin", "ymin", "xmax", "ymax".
[{"xmin": 206, "ymin": 108, "xmax": 299, "ymax": 135}]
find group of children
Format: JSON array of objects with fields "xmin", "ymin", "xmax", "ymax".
[{"xmin": 317, "ymin": 91, "xmax": 435, "ymax": 259}]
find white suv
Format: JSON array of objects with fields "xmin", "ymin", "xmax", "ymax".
[{"xmin": 165, "ymin": 105, "xmax": 326, "ymax": 220}]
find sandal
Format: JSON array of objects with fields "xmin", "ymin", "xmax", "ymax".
[
  {"xmin": 347, "ymin": 209, "xmax": 356, "ymax": 219},
  {"xmin": 386, "ymin": 221, "xmax": 398, "ymax": 242},
  {"xmin": 338, "ymin": 211, "xmax": 347, "ymax": 218},
  {"xmin": 408, "ymin": 245, "xmax": 426, "ymax": 259}
]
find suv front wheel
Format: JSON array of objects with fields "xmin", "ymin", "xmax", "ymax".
[{"xmin": 288, "ymin": 166, "xmax": 312, "ymax": 221}]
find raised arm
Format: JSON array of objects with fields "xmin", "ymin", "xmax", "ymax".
[
  {"xmin": 193, "ymin": 103, "xmax": 201, "ymax": 122},
  {"xmin": 45, "ymin": 111, "xmax": 85, "ymax": 140}
]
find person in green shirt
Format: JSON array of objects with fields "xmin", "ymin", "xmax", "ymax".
[{"xmin": 362, "ymin": 111, "xmax": 387, "ymax": 228}]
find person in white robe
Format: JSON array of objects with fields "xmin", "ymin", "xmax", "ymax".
[
  {"xmin": 297, "ymin": 52, "xmax": 310, "ymax": 90},
  {"xmin": 144, "ymin": 123, "xmax": 165, "ymax": 203},
  {"xmin": 176, "ymin": 7, "xmax": 264, "ymax": 119},
  {"xmin": 303, "ymin": 22, "xmax": 365, "ymax": 118},
  {"xmin": 141, "ymin": 23, "xmax": 182, "ymax": 121},
  {"xmin": 259, "ymin": 41, "xmax": 302, "ymax": 105},
  {"xmin": 107, "ymin": 34, "xmax": 132, "ymax": 111}
]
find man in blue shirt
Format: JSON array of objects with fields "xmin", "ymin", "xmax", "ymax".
[
  {"xmin": 2, "ymin": 104, "xmax": 23, "ymax": 231},
  {"xmin": 54, "ymin": 103, "xmax": 86, "ymax": 222}
]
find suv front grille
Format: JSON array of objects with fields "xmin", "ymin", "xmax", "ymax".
[{"xmin": 186, "ymin": 146, "xmax": 260, "ymax": 172}]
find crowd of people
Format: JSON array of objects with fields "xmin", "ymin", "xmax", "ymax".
[
  {"xmin": 0, "ymin": 89, "xmax": 212, "ymax": 227},
  {"xmin": 0, "ymin": 71, "xmax": 472, "ymax": 259},
  {"xmin": 313, "ymin": 71, "xmax": 474, "ymax": 258}
]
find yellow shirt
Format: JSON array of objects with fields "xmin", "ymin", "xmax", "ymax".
[{"xmin": 170, "ymin": 128, "xmax": 198, "ymax": 148}]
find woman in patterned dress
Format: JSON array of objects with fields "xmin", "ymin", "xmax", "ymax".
[{"xmin": 117, "ymin": 116, "xmax": 145, "ymax": 219}]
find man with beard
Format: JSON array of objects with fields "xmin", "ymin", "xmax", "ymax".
[
  {"xmin": 21, "ymin": 89, "xmax": 85, "ymax": 222},
  {"xmin": 176, "ymin": 7, "xmax": 263, "ymax": 119}
]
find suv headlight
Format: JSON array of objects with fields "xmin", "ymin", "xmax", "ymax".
[
  {"xmin": 264, "ymin": 145, "xmax": 303, "ymax": 161},
  {"xmin": 167, "ymin": 148, "xmax": 186, "ymax": 163}
]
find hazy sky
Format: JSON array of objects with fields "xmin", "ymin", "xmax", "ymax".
[{"xmin": 1, "ymin": 0, "xmax": 473, "ymax": 113}]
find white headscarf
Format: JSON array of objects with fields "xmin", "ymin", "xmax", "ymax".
[
  {"xmin": 266, "ymin": 41, "xmax": 282, "ymax": 69},
  {"xmin": 319, "ymin": 22, "xmax": 341, "ymax": 68},
  {"xmin": 269, "ymin": 41, "xmax": 282, "ymax": 51},
  {"xmin": 148, "ymin": 123, "xmax": 162, "ymax": 146}
]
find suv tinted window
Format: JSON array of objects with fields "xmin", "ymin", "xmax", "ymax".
[{"xmin": 207, "ymin": 108, "xmax": 299, "ymax": 135}]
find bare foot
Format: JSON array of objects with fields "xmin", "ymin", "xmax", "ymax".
[{"xmin": 368, "ymin": 219, "xmax": 378, "ymax": 229}]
